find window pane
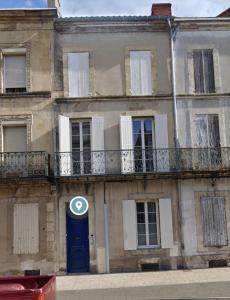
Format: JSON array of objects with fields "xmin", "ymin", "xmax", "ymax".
[
  {"xmin": 83, "ymin": 135, "xmax": 91, "ymax": 148},
  {"xmin": 193, "ymin": 50, "xmax": 204, "ymax": 93},
  {"xmin": 138, "ymin": 235, "xmax": 146, "ymax": 246},
  {"xmin": 136, "ymin": 202, "xmax": 144, "ymax": 213},
  {"xmin": 137, "ymin": 213, "xmax": 145, "ymax": 223},
  {"xmin": 148, "ymin": 223, "xmax": 157, "ymax": 234},
  {"xmin": 147, "ymin": 202, "xmax": 156, "ymax": 212},
  {"xmin": 133, "ymin": 133, "xmax": 142, "ymax": 147},
  {"xmin": 133, "ymin": 120, "xmax": 141, "ymax": 134},
  {"xmin": 148, "ymin": 213, "xmax": 156, "ymax": 223},
  {"xmin": 144, "ymin": 119, "xmax": 153, "ymax": 134},
  {"xmin": 72, "ymin": 123, "xmax": 79, "ymax": 135},
  {"xmin": 208, "ymin": 115, "xmax": 220, "ymax": 147},
  {"xmin": 72, "ymin": 135, "xmax": 80, "ymax": 149},
  {"xmin": 149, "ymin": 234, "xmax": 158, "ymax": 246},
  {"xmin": 144, "ymin": 134, "xmax": 153, "ymax": 147},
  {"xmin": 137, "ymin": 224, "xmax": 146, "ymax": 234},
  {"xmin": 203, "ymin": 49, "xmax": 215, "ymax": 93},
  {"xmin": 83, "ymin": 122, "xmax": 90, "ymax": 135}
]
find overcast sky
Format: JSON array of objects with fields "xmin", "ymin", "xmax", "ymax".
[{"xmin": 0, "ymin": 0, "xmax": 229, "ymax": 17}]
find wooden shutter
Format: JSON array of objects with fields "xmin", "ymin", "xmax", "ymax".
[
  {"xmin": 203, "ymin": 49, "xmax": 215, "ymax": 93},
  {"xmin": 120, "ymin": 116, "xmax": 134, "ymax": 173},
  {"xmin": 201, "ymin": 197, "xmax": 228, "ymax": 247},
  {"xmin": 58, "ymin": 115, "xmax": 71, "ymax": 175},
  {"xmin": 130, "ymin": 51, "xmax": 152, "ymax": 96},
  {"xmin": 122, "ymin": 200, "xmax": 137, "ymax": 250},
  {"xmin": 68, "ymin": 52, "xmax": 90, "ymax": 97},
  {"xmin": 92, "ymin": 117, "xmax": 105, "ymax": 174},
  {"xmin": 159, "ymin": 198, "xmax": 174, "ymax": 249},
  {"xmin": 193, "ymin": 50, "xmax": 204, "ymax": 93},
  {"xmin": 4, "ymin": 55, "xmax": 26, "ymax": 89},
  {"xmin": 13, "ymin": 203, "xmax": 39, "ymax": 254},
  {"xmin": 155, "ymin": 114, "xmax": 169, "ymax": 172}
]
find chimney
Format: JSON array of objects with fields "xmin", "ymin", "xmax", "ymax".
[
  {"xmin": 48, "ymin": 0, "xmax": 61, "ymax": 16},
  {"xmin": 151, "ymin": 3, "xmax": 172, "ymax": 17}
]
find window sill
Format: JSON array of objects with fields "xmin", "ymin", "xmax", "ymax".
[{"xmin": 0, "ymin": 91, "xmax": 51, "ymax": 98}]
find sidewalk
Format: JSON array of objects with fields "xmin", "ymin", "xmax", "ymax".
[{"xmin": 56, "ymin": 268, "xmax": 230, "ymax": 299}]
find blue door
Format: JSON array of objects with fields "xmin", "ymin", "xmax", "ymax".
[{"xmin": 66, "ymin": 204, "xmax": 89, "ymax": 273}]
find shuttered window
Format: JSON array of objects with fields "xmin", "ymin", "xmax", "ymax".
[
  {"xmin": 201, "ymin": 197, "xmax": 228, "ymax": 247},
  {"xmin": 4, "ymin": 55, "xmax": 26, "ymax": 93},
  {"xmin": 193, "ymin": 49, "xmax": 215, "ymax": 94},
  {"xmin": 68, "ymin": 52, "xmax": 90, "ymax": 97},
  {"xmin": 13, "ymin": 203, "xmax": 39, "ymax": 254},
  {"xmin": 130, "ymin": 51, "xmax": 152, "ymax": 95}
]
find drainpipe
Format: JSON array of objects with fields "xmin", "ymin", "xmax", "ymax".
[
  {"xmin": 104, "ymin": 182, "xmax": 110, "ymax": 273},
  {"xmin": 168, "ymin": 18, "xmax": 185, "ymax": 267},
  {"xmin": 168, "ymin": 18, "xmax": 179, "ymax": 147}
]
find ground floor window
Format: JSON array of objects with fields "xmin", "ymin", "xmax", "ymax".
[
  {"xmin": 201, "ymin": 196, "xmax": 228, "ymax": 247},
  {"xmin": 136, "ymin": 201, "xmax": 160, "ymax": 247}
]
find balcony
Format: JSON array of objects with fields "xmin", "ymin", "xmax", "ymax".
[
  {"xmin": 54, "ymin": 148, "xmax": 230, "ymax": 179},
  {"xmin": 0, "ymin": 151, "xmax": 49, "ymax": 179}
]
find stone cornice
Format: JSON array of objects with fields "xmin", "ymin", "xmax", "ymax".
[
  {"xmin": 175, "ymin": 20, "xmax": 230, "ymax": 31},
  {"xmin": 0, "ymin": 9, "xmax": 57, "ymax": 23}
]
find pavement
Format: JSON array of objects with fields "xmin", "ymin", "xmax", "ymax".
[{"xmin": 56, "ymin": 268, "xmax": 230, "ymax": 299}]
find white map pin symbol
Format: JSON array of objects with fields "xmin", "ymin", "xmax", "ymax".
[{"xmin": 76, "ymin": 201, "xmax": 83, "ymax": 210}]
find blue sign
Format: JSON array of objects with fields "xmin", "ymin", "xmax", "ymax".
[{"xmin": 69, "ymin": 196, "xmax": 89, "ymax": 216}]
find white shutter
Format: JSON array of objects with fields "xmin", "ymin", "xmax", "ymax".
[
  {"xmin": 68, "ymin": 52, "xmax": 90, "ymax": 97},
  {"xmin": 155, "ymin": 114, "xmax": 169, "ymax": 172},
  {"xmin": 4, "ymin": 55, "xmax": 26, "ymax": 88},
  {"xmin": 159, "ymin": 198, "xmax": 174, "ymax": 249},
  {"xmin": 130, "ymin": 51, "xmax": 152, "ymax": 96},
  {"xmin": 122, "ymin": 200, "xmax": 137, "ymax": 250},
  {"xmin": 13, "ymin": 203, "xmax": 39, "ymax": 254},
  {"xmin": 58, "ymin": 115, "xmax": 71, "ymax": 176},
  {"xmin": 120, "ymin": 116, "xmax": 134, "ymax": 173},
  {"xmin": 92, "ymin": 117, "xmax": 105, "ymax": 174}
]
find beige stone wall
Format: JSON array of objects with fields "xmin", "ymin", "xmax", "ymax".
[
  {"xmin": 56, "ymin": 31, "xmax": 171, "ymax": 97},
  {"xmin": 0, "ymin": 181, "xmax": 57, "ymax": 275},
  {"xmin": 57, "ymin": 179, "xmax": 180, "ymax": 273}
]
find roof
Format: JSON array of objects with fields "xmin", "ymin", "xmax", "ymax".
[
  {"xmin": 217, "ymin": 8, "xmax": 230, "ymax": 17},
  {"xmin": 57, "ymin": 15, "xmax": 172, "ymax": 22}
]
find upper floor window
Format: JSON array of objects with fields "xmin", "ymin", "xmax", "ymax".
[
  {"xmin": 130, "ymin": 51, "xmax": 153, "ymax": 96},
  {"xmin": 68, "ymin": 52, "xmax": 90, "ymax": 97},
  {"xmin": 193, "ymin": 49, "xmax": 215, "ymax": 94},
  {"xmin": 3, "ymin": 54, "xmax": 26, "ymax": 93}
]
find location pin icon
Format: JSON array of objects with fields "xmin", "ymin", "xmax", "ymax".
[{"xmin": 76, "ymin": 201, "xmax": 83, "ymax": 211}]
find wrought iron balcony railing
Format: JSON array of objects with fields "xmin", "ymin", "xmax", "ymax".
[
  {"xmin": 54, "ymin": 148, "xmax": 230, "ymax": 177},
  {"xmin": 0, "ymin": 151, "xmax": 49, "ymax": 178}
]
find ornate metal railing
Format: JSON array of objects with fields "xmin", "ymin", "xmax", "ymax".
[
  {"xmin": 54, "ymin": 148, "xmax": 230, "ymax": 177},
  {"xmin": 0, "ymin": 151, "xmax": 49, "ymax": 178}
]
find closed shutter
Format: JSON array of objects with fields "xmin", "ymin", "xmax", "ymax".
[
  {"xmin": 122, "ymin": 200, "xmax": 137, "ymax": 250},
  {"xmin": 4, "ymin": 55, "xmax": 26, "ymax": 89},
  {"xmin": 92, "ymin": 117, "xmax": 105, "ymax": 174},
  {"xmin": 68, "ymin": 52, "xmax": 90, "ymax": 97},
  {"xmin": 159, "ymin": 198, "xmax": 174, "ymax": 248},
  {"xmin": 120, "ymin": 116, "xmax": 134, "ymax": 173},
  {"xmin": 58, "ymin": 115, "xmax": 71, "ymax": 175},
  {"xmin": 130, "ymin": 51, "xmax": 152, "ymax": 96},
  {"xmin": 3, "ymin": 126, "xmax": 27, "ymax": 152},
  {"xmin": 13, "ymin": 203, "xmax": 39, "ymax": 254},
  {"xmin": 201, "ymin": 197, "xmax": 228, "ymax": 247},
  {"xmin": 155, "ymin": 114, "xmax": 169, "ymax": 172},
  {"xmin": 203, "ymin": 50, "xmax": 215, "ymax": 93},
  {"xmin": 193, "ymin": 50, "xmax": 204, "ymax": 93}
]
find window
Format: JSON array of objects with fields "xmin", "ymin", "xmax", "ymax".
[
  {"xmin": 13, "ymin": 203, "xmax": 39, "ymax": 254},
  {"xmin": 136, "ymin": 201, "xmax": 160, "ymax": 247},
  {"xmin": 201, "ymin": 197, "xmax": 228, "ymax": 247},
  {"xmin": 133, "ymin": 118, "xmax": 155, "ymax": 172},
  {"xmin": 193, "ymin": 49, "xmax": 215, "ymax": 94},
  {"xmin": 3, "ymin": 125, "xmax": 27, "ymax": 152},
  {"xmin": 71, "ymin": 120, "xmax": 91, "ymax": 174},
  {"xmin": 3, "ymin": 54, "xmax": 26, "ymax": 93},
  {"xmin": 130, "ymin": 51, "xmax": 152, "ymax": 95},
  {"xmin": 195, "ymin": 114, "xmax": 221, "ymax": 168},
  {"xmin": 68, "ymin": 52, "xmax": 90, "ymax": 97}
]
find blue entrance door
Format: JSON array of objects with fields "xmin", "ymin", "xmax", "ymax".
[{"xmin": 66, "ymin": 204, "xmax": 89, "ymax": 273}]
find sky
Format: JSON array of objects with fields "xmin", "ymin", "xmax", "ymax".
[{"xmin": 0, "ymin": 0, "xmax": 229, "ymax": 17}]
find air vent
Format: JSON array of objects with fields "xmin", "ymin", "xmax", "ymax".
[
  {"xmin": 209, "ymin": 259, "xmax": 227, "ymax": 268},
  {"xmin": 141, "ymin": 263, "xmax": 159, "ymax": 272},
  {"xmin": 24, "ymin": 269, "xmax": 40, "ymax": 276}
]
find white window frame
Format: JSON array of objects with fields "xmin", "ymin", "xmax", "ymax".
[
  {"xmin": 132, "ymin": 118, "xmax": 156, "ymax": 173},
  {"xmin": 71, "ymin": 119, "xmax": 92, "ymax": 175},
  {"xmin": 136, "ymin": 200, "xmax": 160, "ymax": 249}
]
